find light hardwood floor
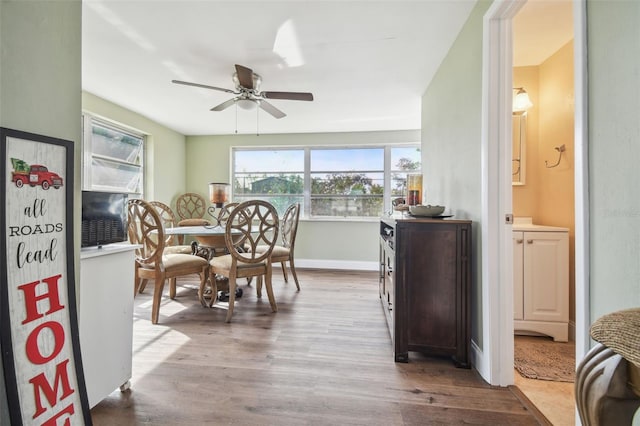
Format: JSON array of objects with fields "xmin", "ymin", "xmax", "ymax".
[
  {"xmin": 90, "ymin": 269, "xmax": 548, "ymax": 425},
  {"xmin": 515, "ymin": 370, "xmax": 575, "ymax": 425}
]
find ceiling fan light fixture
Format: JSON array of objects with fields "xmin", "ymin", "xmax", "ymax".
[{"xmin": 236, "ymin": 98, "xmax": 258, "ymax": 110}]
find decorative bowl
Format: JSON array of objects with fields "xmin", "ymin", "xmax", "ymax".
[{"xmin": 409, "ymin": 204, "xmax": 445, "ymax": 217}]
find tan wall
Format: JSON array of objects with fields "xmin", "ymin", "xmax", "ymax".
[{"xmin": 513, "ymin": 40, "xmax": 575, "ymax": 326}]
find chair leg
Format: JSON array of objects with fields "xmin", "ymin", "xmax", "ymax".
[
  {"xmin": 225, "ymin": 272, "xmax": 238, "ymax": 323},
  {"xmin": 289, "ymin": 257, "xmax": 301, "ymax": 291},
  {"xmin": 256, "ymin": 276, "xmax": 263, "ymax": 298},
  {"xmin": 134, "ymin": 267, "xmax": 142, "ymax": 296},
  {"xmin": 264, "ymin": 267, "xmax": 278, "ymax": 313},
  {"xmin": 169, "ymin": 278, "xmax": 177, "ymax": 299},
  {"xmin": 208, "ymin": 276, "xmax": 219, "ymax": 308},
  {"xmin": 199, "ymin": 267, "xmax": 210, "ymax": 307},
  {"xmin": 151, "ymin": 274, "xmax": 166, "ymax": 324},
  {"xmin": 139, "ymin": 278, "xmax": 149, "ymax": 293},
  {"xmin": 281, "ymin": 261, "xmax": 289, "ymax": 283}
]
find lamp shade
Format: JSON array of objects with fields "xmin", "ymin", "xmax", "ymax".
[
  {"xmin": 513, "ymin": 88, "xmax": 533, "ymax": 113},
  {"xmin": 209, "ymin": 182, "xmax": 230, "ymax": 207},
  {"xmin": 236, "ymin": 98, "xmax": 257, "ymax": 110}
]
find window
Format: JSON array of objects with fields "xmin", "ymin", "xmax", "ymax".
[
  {"xmin": 234, "ymin": 149, "xmax": 304, "ymax": 214},
  {"xmin": 310, "ymin": 147, "xmax": 384, "ymax": 217},
  {"xmin": 232, "ymin": 145, "xmax": 420, "ymax": 218},
  {"xmin": 82, "ymin": 115, "xmax": 144, "ymax": 196}
]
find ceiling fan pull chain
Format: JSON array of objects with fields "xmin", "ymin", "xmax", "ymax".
[
  {"xmin": 235, "ymin": 102, "xmax": 238, "ymax": 134},
  {"xmin": 256, "ymin": 105, "xmax": 260, "ymax": 136}
]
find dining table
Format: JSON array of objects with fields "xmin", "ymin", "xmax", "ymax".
[
  {"xmin": 163, "ymin": 225, "xmax": 244, "ymax": 305},
  {"xmin": 164, "ymin": 225, "xmax": 228, "ymax": 257}
]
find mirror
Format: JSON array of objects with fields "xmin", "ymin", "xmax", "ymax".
[{"xmin": 512, "ymin": 113, "xmax": 527, "ymax": 185}]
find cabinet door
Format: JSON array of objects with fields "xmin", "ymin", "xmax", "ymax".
[
  {"xmin": 523, "ymin": 231, "xmax": 569, "ymax": 323},
  {"xmin": 513, "ymin": 232, "xmax": 524, "ymax": 321},
  {"xmin": 80, "ymin": 249, "xmax": 135, "ymax": 407},
  {"xmin": 379, "ymin": 237, "xmax": 394, "ymax": 334},
  {"xmin": 384, "ymin": 243, "xmax": 395, "ymax": 315},
  {"xmin": 403, "ymin": 225, "xmax": 458, "ymax": 350}
]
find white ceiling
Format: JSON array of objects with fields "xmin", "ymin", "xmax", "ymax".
[{"xmin": 82, "ymin": 0, "xmax": 573, "ymax": 137}]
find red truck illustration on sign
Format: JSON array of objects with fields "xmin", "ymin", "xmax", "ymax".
[{"xmin": 10, "ymin": 158, "xmax": 64, "ymax": 190}]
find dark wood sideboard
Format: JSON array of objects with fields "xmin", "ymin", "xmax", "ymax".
[{"xmin": 379, "ymin": 215, "xmax": 472, "ymax": 367}]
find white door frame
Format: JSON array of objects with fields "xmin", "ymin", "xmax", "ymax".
[{"xmin": 480, "ymin": 0, "xmax": 589, "ymax": 387}]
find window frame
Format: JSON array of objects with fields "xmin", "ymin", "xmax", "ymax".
[
  {"xmin": 81, "ymin": 113, "xmax": 145, "ymax": 197},
  {"xmin": 232, "ymin": 143, "xmax": 420, "ymax": 220}
]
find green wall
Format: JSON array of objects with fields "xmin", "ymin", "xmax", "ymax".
[
  {"xmin": 421, "ymin": 0, "xmax": 491, "ymax": 349},
  {"xmin": 0, "ymin": 0, "xmax": 82, "ymax": 422},
  {"xmin": 82, "ymin": 92, "xmax": 187, "ymax": 205},
  {"xmin": 588, "ymin": 0, "xmax": 640, "ymax": 321},
  {"xmin": 186, "ymin": 130, "xmax": 419, "ymax": 265}
]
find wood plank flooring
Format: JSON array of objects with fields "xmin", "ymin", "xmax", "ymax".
[{"xmin": 90, "ymin": 269, "xmax": 547, "ymax": 425}]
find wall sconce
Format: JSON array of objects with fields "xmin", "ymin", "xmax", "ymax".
[
  {"xmin": 513, "ymin": 87, "xmax": 533, "ymax": 114},
  {"xmin": 207, "ymin": 182, "xmax": 230, "ymax": 226}
]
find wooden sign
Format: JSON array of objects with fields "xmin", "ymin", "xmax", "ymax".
[{"xmin": 1, "ymin": 128, "xmax": 91, "ymax": 425}]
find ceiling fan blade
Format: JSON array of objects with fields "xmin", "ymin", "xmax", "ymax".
[
  {"xmin": 172, "ymin": 79, "xmax": 236, "ymax": 94},
  {"xmin": 262, "ymin": 91, "xmax": 314, "ymax": 101},
  {"xmin": 211, "ymin": 98, "xmax": 238, "ymax": 111},
  {"xmin": 235, "ymin": 64, "xmax": 254, "ymax": 89},
  {"xmin": 259, "ymin": 100, "xmax": 286, "ymax": 119}
]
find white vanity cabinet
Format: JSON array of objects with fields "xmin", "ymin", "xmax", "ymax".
[{"xmin": 513, "ymin": 221, "xmax": 569, "ymax": 342}]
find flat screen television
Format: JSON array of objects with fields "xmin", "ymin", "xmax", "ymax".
[{"xmin": 81, "ymin": 191, "xmax": 128, "ymax": 248}]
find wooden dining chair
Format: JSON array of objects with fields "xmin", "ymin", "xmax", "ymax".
[
  {"xmin": 216, "ymin": 202, "xmax": 239, "ymax": 227},
  {"xmin": 191, "ymin": 203, "xmax": 240, "ymax": 259},
  {"xmin": 254, "ymin": 202, "xmax": 301, "ymax": 293},
  {"xmin": 176, "ymin": 192, "xmax": 208, "ymax": 225},
  {"xmin": 127, "ymin": 199, "xmax": 209, "ymax": 324},
  {"xmin": 207, "ymin": 200, "xmax": 279, "ymax": 322},
  {"xmin": 149, "ymin": 200, "xmax": 193, "ymax": 255}
]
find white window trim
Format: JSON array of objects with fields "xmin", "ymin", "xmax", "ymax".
[
  {"xmin": 82, "ymin": 113, "xmax": 145, "ymax": 197},
  {"xmin": 232, "ymin": 143, "xmax": 420, "ymax": 220}
]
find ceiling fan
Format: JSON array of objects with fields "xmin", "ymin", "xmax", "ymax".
[{"xmin": 172, "ymin": 64, "xmax": 314, "ymax": 119}]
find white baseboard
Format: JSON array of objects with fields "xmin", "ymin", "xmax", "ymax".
[
  {"xmin": 285, "ymin": 258, "xmax": 378, "ymax": 271},
  {"xmin": 470, "ymin": 339, "xmax": 487, "ymax": 380}
]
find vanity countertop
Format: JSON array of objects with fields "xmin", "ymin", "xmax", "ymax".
[{"xmin": 513, "ymin": 217, "xmax": 569, "ymax": 232}]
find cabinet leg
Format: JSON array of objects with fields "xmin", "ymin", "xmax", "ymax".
[
  {"xmin": 395, "ymin": 352, "xmax": 409, "ymax": 363},
  {"xmin": 452, "ymin": 356, "xmax": 470, "ymax": 369},
  {"xmin": 119, "ymin": 380, "xmax": 131, "ymax": 392}
]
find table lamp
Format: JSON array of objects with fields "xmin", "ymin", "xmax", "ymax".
[{"xmin": 207, "ymin": 182, "xmax": 230, "ymax": 226}]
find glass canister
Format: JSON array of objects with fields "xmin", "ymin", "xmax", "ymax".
[{"xmin": 407, "ymin": 173, "xmax": 423, "ymax": 206}]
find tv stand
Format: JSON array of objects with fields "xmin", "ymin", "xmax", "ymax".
[{"xmin": 79, "ymin": 243, "xmax": 137, "ymax": 407}]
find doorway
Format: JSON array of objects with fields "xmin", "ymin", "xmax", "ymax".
[
  {"xmin": 480, "ymin": 0, "xmax": 589, "ymax": 391},
  {"xmin": 510, "ymin": 3, "xmax": 576, "ymax": 423}
]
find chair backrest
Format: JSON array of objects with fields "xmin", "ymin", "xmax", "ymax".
[
  {"xmin": 149, "ymin": 200, "xmax": 180, "ymax": 246},
  {"xmin": 225, "ymin": 200, "xmax": 279, "ymax": 264},
  {"xmin": 280, "ymin": 203, "xmax": 300, "ymax": 250},
  {"xmin": 127, "ymin": 199, "xmax": 165, "ymax": 266},
  {"xmin": 176, "ymin": 192, "xmax": 206, "ymax": 220},
  {"xmin": 216, "ymin": 202, "xmax": 239, "ymax": 227}
]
